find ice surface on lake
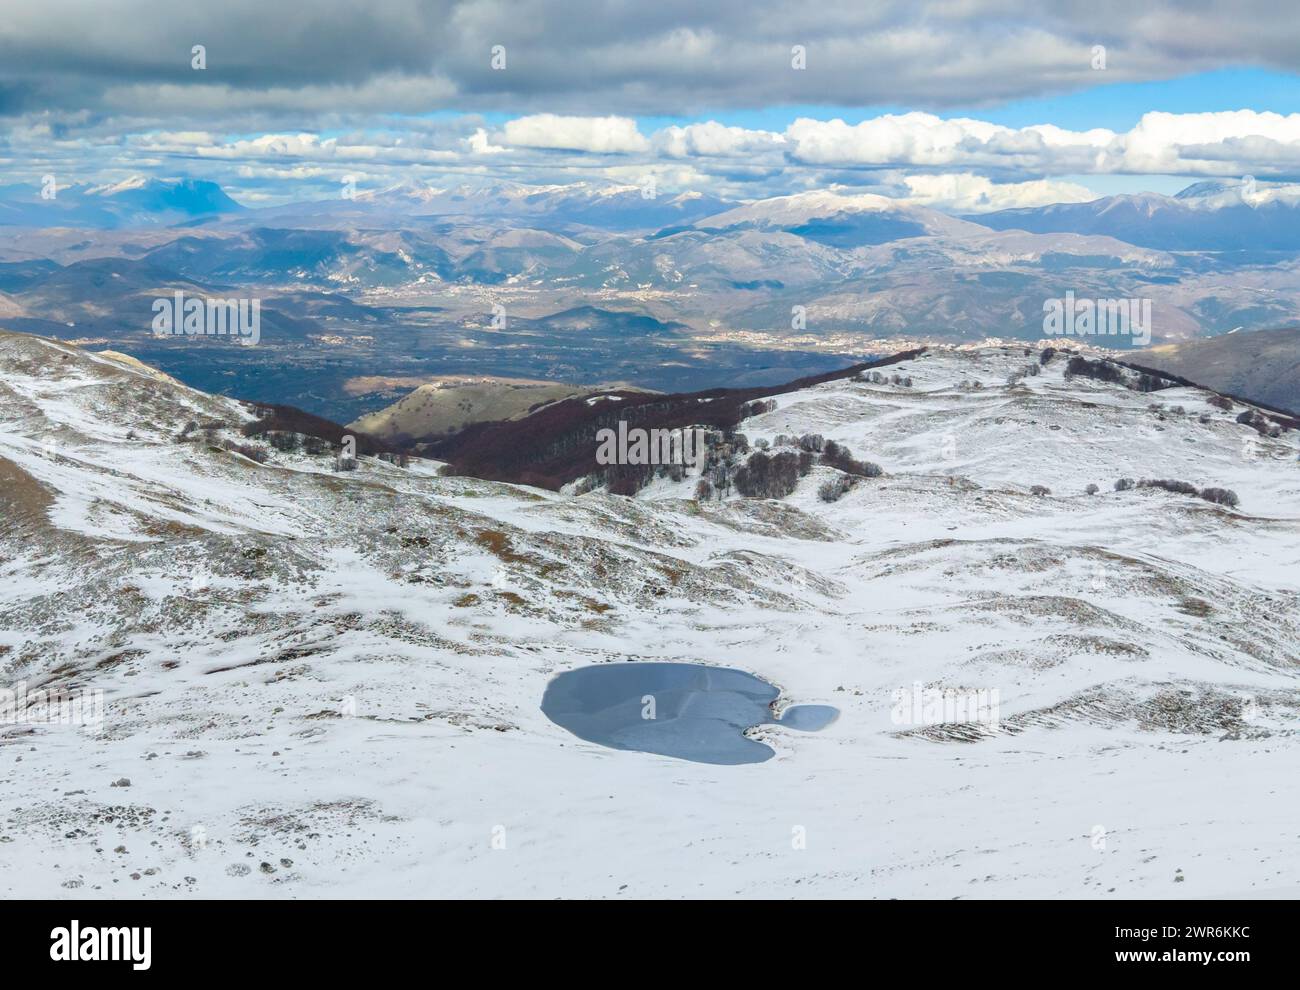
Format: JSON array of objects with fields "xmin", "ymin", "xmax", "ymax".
[{"xmin": 541, "ymin": 662, "xmax": 839, "ymax": 764}]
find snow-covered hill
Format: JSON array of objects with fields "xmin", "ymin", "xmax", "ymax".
[{"xmin": 2, "ymin": 330, "xmax": 1298, "ymax": 898}]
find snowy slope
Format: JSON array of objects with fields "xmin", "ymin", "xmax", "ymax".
[{"xmin": 1, "ymin": 330, "xmax": 1298, "ymax": 899}]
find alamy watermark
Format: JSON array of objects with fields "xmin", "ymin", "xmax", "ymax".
[
  {"xmin": 891, "ymin": 681, "xmax": 1000, "ymax": 731},
  {"xmin": 50, "ymin": 921, "xmax": 151, "ymax": 970},
  {"xmin": 1043, "ymin": 291, "xmax": 1151, "ymax": 346},
  {"xmin": 152, "ymin": 291, "xmax": 261, "ymax": 345},
  {"xmin": 595, "ymin": 423, "xmax": 707, "ymax": 471},
  {"xmin": 1, "ymin": 682, "xmax": 103, "ymax": 730}
]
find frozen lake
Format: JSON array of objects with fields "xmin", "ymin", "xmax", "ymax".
[{"xmin": 541, "ymin": 662, "xmax": 838, "ymax": 765}]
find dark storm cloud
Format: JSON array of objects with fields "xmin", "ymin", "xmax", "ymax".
[{"xmin": 3, "ymin": 0, "xmax": 1300, "ymax": 122}]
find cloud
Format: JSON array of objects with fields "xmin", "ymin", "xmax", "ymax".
[
  {"xmin": 900, "ymin": 173, "xmax": 1098, "ymax": 212},
  {"xmin": 653, "ymin": 122, "xmax": 785, "ymax": 158},
  {"xmin": 10, "ymin": 104, "xmax": 1300, "ymax": 210},
  {"xmin": 501, "ymin": 115, "xmax": 650, "ymax": 153},
  {"xmin": 779, "ymin": 110, "xmax": 1300, "ymax": 178},
  {"xmin": 1120, "ymin": 110, "xmax": 1300, "ymax": 173},
  {"xmin": 101, "ymin": 74, "xmax": 460, "ymax": 117},
  {"xmin": 6, "ymin": 1, "xmax": 1300, "ymax": 119},
  {"xmin": 782, "ymin": 113, "xmax": 1122, "ymax": 174},
  {"xmin": 785, "ymin": 114, "xmax": 1014, "ymax": 167},
  {"xmin": 466, "ymin": 127, "xmax": 507, "ymax": 155}
]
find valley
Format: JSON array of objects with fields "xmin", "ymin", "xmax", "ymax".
[{"xmin": 4, "ymin": 178, "xmax": 1300, "ymax": 429}]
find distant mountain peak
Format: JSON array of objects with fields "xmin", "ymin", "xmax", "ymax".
[
  {"xmin": 87, "ymin": 175, "xmax": 240, "ymax": 202},
  {"xmin": 86, "ymin": 175, "xmax": 154, "ymax": 196},
  {"xmin": 699, "ymin": 189, "xmax": 902, "ymax": 227},
  {"xmin": 71, "ymin": 176, "xmax": 246, "ymax": 225},
  {"xmin": 1174, "ymin": 179, "xmax": 1240, "ymax": 200},
  {"xmin": 358, "ymin": 180, "xmax": 448, "ymax": 203}
]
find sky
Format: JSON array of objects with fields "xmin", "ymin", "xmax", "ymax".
[{"xmin": 4, "ymin": 1, "xmax": 1300, "ymax": 212}]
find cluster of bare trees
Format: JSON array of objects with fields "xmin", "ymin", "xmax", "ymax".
[
  {"xmin": 821, "ymin": 440, "xmax": 882, "ymax": 478},
  {"xmin": 1114, "ymin": 477, "xmax": 1239, "ymax": 508},
  {"xmin": 175, "ymin": 418, "xmax": 412, "ymax": 473},
  {"xmin": 857, "ymin": 370, "xmax": 913, "ymax": 387},
  {"xmin": 1237, "ymin": 409, "xmax": 1286, "ymax": 438},
  {"xmin": 734, "ymin": 450, "xmax": 805, "ymax": 499},
  {"xmin": 818, "ymin": 474, "xmax": 857, "ymax": 502},
  {"xmin": 1064, "ymin": 355, "xmax": 1181, "ymax": 394},
  {"xmin": 741, "ymin": 399, "xmax": 778, "ymax": 417},
  {"xmin": 695, "ymin": 432, "xmax": 884, "ymax": 504},
  {"xmin": 1007, "ymin": 362, "xmax": 1042, "ymax": 386}
]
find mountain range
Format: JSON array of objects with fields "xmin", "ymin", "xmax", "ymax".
[
  {"xmin": 4, "ymin": 175, "xmax": 1300, "ymax": 426},
  {"xmin": 968, "ymin": 180, "xmax": 1300, "ymax": 252}
]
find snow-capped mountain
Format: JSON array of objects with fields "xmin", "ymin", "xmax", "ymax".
[
  {"xmin": 2, "ymin": 328, "xmax": 1298, "ymax": 897},
  {"xmin": 249, "ymin": 180, "xmax": 734, "ymax": 233},
  {"xmin": 967, "ymin": 180, "xmax": 1300, "ymax": 251},
  {"xmin": 691, "ymin": 189, "xmax": 982, "ymax": 246},
  {"xmin": 0, "ymin": 178, "xmax": 245, "ymax": 229}
]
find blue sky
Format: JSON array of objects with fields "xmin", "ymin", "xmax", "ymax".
[
  {"xmin": 628, "ymin": 68, "xmax": 1300, "ymax": 140},
  {"xmin": 965, "ymin": 68, "xmax": 1300, "ymax": 130}
]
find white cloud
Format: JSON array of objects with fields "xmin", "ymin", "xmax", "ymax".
[
  {"xmin": 466, "ymin": 127, "xmax": 506, "ymax": 155},
  {"xmin": 780, "ymin": 110, "xmax": 1300, "ymax": 178},
  {"xmin": 502, "ymin": 114, "xmax": 650, "ymax": 154},
  {"xmin": 15, "ymin": 104, "xmax": 1300, "ymax": 212},
  {"xmin": 786, "ymin": 113, "xmax": 1011, "ymax": 167},
  {"xmin": 125, "ymin": 130, "xmax": 461, "ymax": 166},
  {"xmin": 1121, "ymin": 110, "xmax": 1300, "ymax": 173},
  {"xmin": 901, "ymin": 173, "xmax": 1098, "ymax": 212},
  {"xmin": 653, "ymin": 122, "xmax": 785, "ymax": 158}
]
